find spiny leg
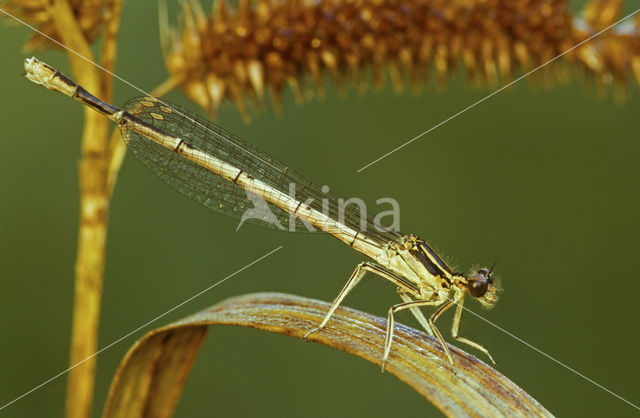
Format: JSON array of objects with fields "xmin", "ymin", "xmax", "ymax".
[
  {"xmin": 451, "ymin": 296, "xmax": 496, "ymax": 365},
  {"xmin": 382, "ymin": 298, "xmax": 455, "ymax": 372},
  {"xmin": 304, "ymin": 262, "xmax": 417, "ymax": 339}
]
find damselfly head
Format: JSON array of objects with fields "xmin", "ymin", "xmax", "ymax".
[{"xmin": 467, "ymin": 267, "xmax": 499, "ymax": 308}]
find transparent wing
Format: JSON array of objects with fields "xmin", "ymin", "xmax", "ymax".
[{"xmin": 120, "ymin": 97, "xmax": 402, "ymax": 244}]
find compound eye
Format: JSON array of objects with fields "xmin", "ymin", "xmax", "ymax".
[{"xmin": 467, "ymin": 275, "xmax": 489, "ymax": 297}]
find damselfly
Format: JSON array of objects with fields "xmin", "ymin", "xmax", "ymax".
[{"xmin": 24, "ymin": 57, "xmax": 499, "ymax": 370}]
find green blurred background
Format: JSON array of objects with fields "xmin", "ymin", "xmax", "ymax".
[{"xmin": 1, "ymin": 1, "xmax": 639, "ymax": 416}]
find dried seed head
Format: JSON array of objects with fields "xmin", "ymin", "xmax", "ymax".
[
  {"xmin": 2, "ymin": 0, "xmax": 104, "ymax": 50},
  {"xmin": 573, "ymin": 1, "xmax": 640, "ymax": 102},
  {"xmin": 162, "ymin": 0, "xmax": 640, "ymax": 118}
]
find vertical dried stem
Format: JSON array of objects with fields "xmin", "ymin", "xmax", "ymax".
[
  {"xmin": 46, "ymin": 1, "xmax": 118, "ymax": 417},
  {"xmin": 99, "ymin": 0, "xmax": 123, "ymax": 100}
]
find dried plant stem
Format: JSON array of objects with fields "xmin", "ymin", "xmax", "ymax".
[
  {"xmin": 45, "ymin": 1, "xmax": 121, "ymax": 417},
  {"xmin": 67, "ymin": 73, "xmax": 177, "ymax": 417},
  {"xmin": 99, "ymin": 0, "xmax": 123, "ymax": 100},
  {"xmin": 66, "ymin": 86, "xmax": 108, "ymax": 418},
  {"xmin": 66, "ymin": 66, "xmax": 109, "ymax": 418}
]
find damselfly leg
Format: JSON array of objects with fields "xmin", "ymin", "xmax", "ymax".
[
  {"xmin": 451, "ymin": 298, "xmax": 496, "ymax": 365},
  {"xmin": 384, "ymin": 298, "xmax": 455, "ymax": 371},
  {"xmin": 303, "ymin": 262, "xmax": 417, "ymax": 340},
  {"xmin": 305, "ymin": 261, "xmax": 461, "ymax": 372}
]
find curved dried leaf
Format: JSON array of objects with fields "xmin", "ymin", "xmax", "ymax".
[
  {"xmin": 103, "ymin": 293, "xmax": 552, "ymax": 418},
  {"xmin": 102, "ymin": 325, "xmax": 207, "ymax": 418}
]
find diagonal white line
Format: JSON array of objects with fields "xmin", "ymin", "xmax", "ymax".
[
  {"xmin": 356, "ymin": 8, "xmax": 640, "ymax": 173},
  {"xmin": 0, "ymin": 246, "xmax": 283, "ymax": 411},
  {"xmin": 452, "ymin": 299, "xmax": 640, "ymax": 411}
]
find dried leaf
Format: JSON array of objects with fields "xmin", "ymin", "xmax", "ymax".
[{"xmin": 103, "ymin": 293, "xmax": 552, "ymax": 418}]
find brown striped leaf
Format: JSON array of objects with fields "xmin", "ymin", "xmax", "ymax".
[{"xmin": 102, "ymin": 293, "xmax": 552, "ymax": 418}]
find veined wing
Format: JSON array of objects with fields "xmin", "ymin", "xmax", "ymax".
[{"xmin": 120, "ymin": 97, "xmax": 402, "ymax": 244}]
